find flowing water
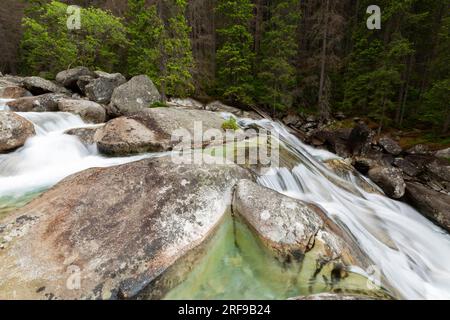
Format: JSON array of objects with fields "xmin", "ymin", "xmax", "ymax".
[
  {"xmin": 1, "ymin": 98, "xmax": 449, "ymax": 300},
  {"xmin": 0, "ymin": 99, "xmax": 156, "ymax": 203}
]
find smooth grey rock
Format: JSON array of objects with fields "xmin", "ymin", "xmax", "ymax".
[
  {"xmin": 6, "ymin": 93, "xmax": 66, "ymax": 112},
  {"xmin": 56, "ymin": 67, "xmax": 96, "ymax": 89},
  {"xmin": 233, "ymin": 180, "xmax": 371, "ymax": 269},
  {"xmin": 405, "ymin": 182, "xmax": 450, "ymax": 232},
  {"xmin": 0, "ymin": 156, "xmax": 252, "ymax": 299},
  {"xmin": 0, "ymin": 111, "xmax": 35, "ymax": 152},
  {"xmin": 65, "ymin": 125, "xmax": 103, "ymax": 145},
  {"xmin": 368, "ymin": 166, "xmax": 405, "ymax": 198},
  {"xmin": 378, "ymin": 136, "xmax": 402, "ymax": 156},
  {"xmin": 58, "ymin": 99, "xmax": 106, "ymax": 124},
  {"xmin": 95, "ymin": 117, "xmax": 163, "ymax": 155},
  {"xmin": 109, "ymin": 75, "xmax": 161, "ymax": 116},
  {"xmin": 85, "ymin": 72, "xmax": 126, "ymax": 104},
  {"xmin": 22, "ymin": 76, "xmax": 69, "ymax": 95},
  {"xmin": 435, "ymin": 148, "xmax": 450, "ymax": 160}
]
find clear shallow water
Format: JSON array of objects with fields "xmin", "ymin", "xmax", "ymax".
[
  {"xmin": 165, "ymin": 215, "xmax": 380, "ymax": 300},
  {"xmin": 1, "ymin": 98, "xmax": 449, "ymax": 299}
]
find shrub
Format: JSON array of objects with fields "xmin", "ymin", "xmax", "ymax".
[
  {"xmin": 20, "ymin": 1, "xmax": 128, "ymax": 78},
  {"xmin": 221, "ymin": 117, "xmax": 239, "ymax": 131}
]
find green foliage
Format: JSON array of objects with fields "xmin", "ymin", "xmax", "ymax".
[
  {"xmin": 160, "ymin": 1, "xmax": 195, "ymax": 98},
  {"xmin": 221, "ymin": 117, "xmax": 239, "ymax": 131},
  {"xmin": 20, "ymin": 1, "xmax": 127, "ymax": 78},
  {"xmin": 256, "ymin": 0, "xmax": 300, "ymax": 112},
  {"xmin": 126, "ymin": 0, "xmax": 194, "ymax": 98},
  {"xmin": 150, "ymin": 101, "xmax": 169, "ymax": 108},
  {"xmin": 126, "ymin": 0, "xmax": 163, "ymax": 80},
  {"xmin": 216, "ymin": 0, "xmax": 255, "ymax": 105}
]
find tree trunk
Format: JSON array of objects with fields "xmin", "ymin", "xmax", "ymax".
[
  {"xmin": 318, "ymin": 0, "xmax": 330, "ymax": 120},
  {"xmin": 443, "ymin": 108, "xmax": 450, "ymax": 134}
]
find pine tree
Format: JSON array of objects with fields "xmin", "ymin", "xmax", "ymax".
[
  {"xmin": 424, "ymin": 15, "xmax": 450, "ymax": 134},
  {"xmin": 126, "ymin": 0, "xmax": 194, "ymax": 100},
  {"xmin": 159, "ymin": 0, "xmax": 195, "ymax": 100},
  {"xmin": 215, "ymin": 0, "xmax": 255, "ymax": 105},
  {"xmin": 126, "ymin": 0, "xmax": 164, "ymax": 81},
  {"xmin": 256, "ymin": 0, "xmax": 300, "ymax": 113}
]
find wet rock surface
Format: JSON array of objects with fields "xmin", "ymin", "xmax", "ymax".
[
  {"xmin": 0, "ymin": 111, "xmax": 35, "ymax": 153},
  {"xmin": 232, "ymin": 180, "xmax": 371, "ymax": 271},
  {"xmin": 0, "ymin": 156, "xmax": 252, "ymax": 299},
  {"xmin": 57, "ymin": 99, "xmax": 106, "ymax": 124}
]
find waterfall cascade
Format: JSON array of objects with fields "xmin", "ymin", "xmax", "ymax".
[{"xmin": 1, "ymin": 98, "xmax": 449, "ymax": 300}]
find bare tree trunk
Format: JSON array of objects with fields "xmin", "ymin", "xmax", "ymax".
[
  {"xmin": 378, "ymin": 96, "xmax": 386, "ymax": 136},
  {"xmin": 443, "ymin": 108, "xmax": 450, "ymax": 134},
  {"xmin": 318, "ymin": 0, "xmax": 330, "ymax": 120}
]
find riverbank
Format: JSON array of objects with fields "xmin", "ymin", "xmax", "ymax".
[{"xmin": 1, "ymin": 68, "xmax": 450, "ymax": 300}]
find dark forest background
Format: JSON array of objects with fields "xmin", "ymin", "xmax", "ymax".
[{"xmin": 0, "ymin": 0, "xmax": 448, "ymax": 138}]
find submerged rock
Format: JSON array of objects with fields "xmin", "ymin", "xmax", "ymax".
[
  {"xmin": 6, "ymin": 93, "xmax": 66, "ymax": 112},
  {"xmin": 0, "ymin": 156, "xmax": 252, "ymax": 299},
  {"xmin": 0, "ymin": 111, "xmax": 35, "ymax": 153},
  {"xmin": 109, "ymin": 75, "xmax": 161, "ymax": 116},
  {"xmin": 232, "ymin": 180, "xmax": 372, "ymax": 278},
  {"xmin": 405, "ymin": 182, "xmax": 450, "ymax": 232},
  {"xmin": 58, "ymin": 99, "xmax": 106, "ymax": 124},
  {"xmin": 324, "ymin": 159, "xmax": 382, "ymax": 194},
  {"xmin": 22, "ymin": 76, "xmax": 69, "ymax": 95},
  {"xmin": 368, "ymin": 166, "xmax": 405, "ymax": 198}
]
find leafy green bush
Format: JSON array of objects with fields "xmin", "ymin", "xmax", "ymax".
[
  {"xmin": 20, "ymin": 1, "xmax": 127, "ymax": 78},
  {"xmin": 221, "ymin": 117, "xmax": 239, "ymax": 131}
]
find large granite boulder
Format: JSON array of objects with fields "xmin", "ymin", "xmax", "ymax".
[
  {"xmin": 232, "ymin": 179, "xmax": 375, "ymax": 291},
  {"xmin": 368, "ymin": 166, "xmax": 405, "ymax": 198},
  {"xmin": 378, "ymin": 136, "xmax": 402, "ymax": 156},
  {"xmin": 95, "ymin": 108, "xmax": 228, "ymax": 156},
  {"xmin": 22, "ymin": 76, "xmax": 69, "ymax": 95},
  {"xmin": 56, "ymin": 67, "xmax": 96, "ymax": 90},
  {"xmin": 58, "ymin": 99, "xmax": 106, "ymax": 124},
  {"xmin": 95, "ymin": 117, "xmax": 163, "ymax": 155},
  {"xmin": 0, "ymin": 156, "xmax": 252, "ymax": 299},
  {"xmin": 64, "ymin": 125, "xmax": 104, "ymax": 146},
  {"xmin": 404, "ymin": 182, "xmax": 450, "ymax": 232},
  {"xmin": 0, "ymin": 111, "xmax": 35, "ymax": 153},
  {"xmin": 0, "ymin": 79, "xmax": 31, "ymax": 99},
  {"xmin": 85, "ymin": 72, "xmax": 126, "ymax": 104},
  {"xmin": 6, "ymin": 94, "xmax": 66, "ymax": 112},
  {"xmin": 109, "ymin": 75, "xmax": 161, "ymax": 116}
]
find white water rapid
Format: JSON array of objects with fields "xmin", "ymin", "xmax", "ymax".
[
  {"xmin": 243, "ymin": 118, "xmax": 450, "ymax": 300},
  {"xmin": 0, "ymin": 99, "xmax": 155, "ymax": 197},
  {"xmin": 1, "ymin": 98, "xmax": 449, "ymax": 300}
]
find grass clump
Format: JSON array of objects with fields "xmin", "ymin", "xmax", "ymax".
[
  {"xmin": 221, "ymin": 117, "xmax": 239, "ymax": 131},
  {"xmin": 150, "ymin": 101, "xmax": 168, "ymax": 108}
]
